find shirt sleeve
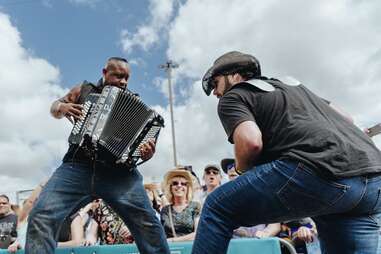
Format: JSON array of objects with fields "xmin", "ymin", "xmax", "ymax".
[{"xmin": 218, "ymin": 90, "xmax": 256, "ymax": 144}]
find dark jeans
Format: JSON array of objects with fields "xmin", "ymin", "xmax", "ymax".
[
  {"xmin": 192, "ymin": 160, "xmax": 381, "ymax": 254},
  {"xmin": 25, "ymin": 162, "xmax": 170, "ymax": 254}
]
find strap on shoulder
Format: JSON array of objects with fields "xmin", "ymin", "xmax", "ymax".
[
  {"xmin": 245, "ymin": 79, "xmax": 275, "ymax": 92},
  {"xmin": 273, "ymin": 76, "xmax": 302, "ymax": 86},
  {"xmin": 78, "ymin": 81, "xmax": 98, "ymax": 104}
]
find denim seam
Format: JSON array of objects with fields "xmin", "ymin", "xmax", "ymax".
[
  {"xmin": 368, "ymin": 215, "xmax": 380, "ymax": 226},
  {"xmin": 275, "ymin": 162, "xmax": 301, "ymax": 211},
  {"xmin": 347, "ymin": 177, "xmax": 368, "ymax": 213},
  {"xmin": 370, "ymin": 188, "xmax": 381, "ymax": 212},
  {"xmin": 298, "ymin": 162, "xmax": 350, "ymax": 190},
  {"xmin": 276, "ymin": 162, "xmax": 348, "ymax": 215},
  {"xmin": 367, "ymin": 188, "xmax": 381, "ymax": 225}
]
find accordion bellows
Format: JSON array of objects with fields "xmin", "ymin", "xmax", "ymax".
[{"xmin": 69, "ymin": 86, "xmax": 164, "ymax": 166}]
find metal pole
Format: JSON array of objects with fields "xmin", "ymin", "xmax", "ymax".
[{"xmin": 159, "ymin": 61, "xmax": 179, "ymax": 167}]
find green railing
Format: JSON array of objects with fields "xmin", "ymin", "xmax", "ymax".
[{"xmin": 0, "ymin": 238, "xmax": 292, "ymax": 254}]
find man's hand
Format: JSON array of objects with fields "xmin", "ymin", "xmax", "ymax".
[
  {"xmin": 139, "ymin": 139, "xmax": 156, "ymax": 161},
  {"xmin": 254, "ymin": 230, "xmax": 271, "ymax": 238},
  {"xmin": 7, "ymin": 241, "xmax": 20, "ymax": 253},
  {"xmin": 294, "ymin": 226, "xmax": 314, "ymax": 243},
  {"xmin": 59, "ymin": 102, "xmax": 83, "ymax": 123},
  {"xmin": 233, "ymin": 228, "xmax": 250, "ymax": 237}
]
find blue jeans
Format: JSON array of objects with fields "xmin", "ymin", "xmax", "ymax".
[
  {"xmin": 192, "ymin": 160, "xmax": 381, "ymax": 254},
  {"xmin": 25, "ymin": 162, "xmax": 170, "ymax": 254}
]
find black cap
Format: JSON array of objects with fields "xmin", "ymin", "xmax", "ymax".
[
  {"xmin": 202, "ymin": 51, "xmax": 261, "ymax": 95},
  {"xmin": 220, "ymin": 158, "xmax": 235, "ymax": 174},
  {"xmin": 203, "ymin": 164, "xmax": 221, "ymax": 174}
]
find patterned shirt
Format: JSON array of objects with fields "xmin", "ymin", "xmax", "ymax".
[
  {"xmin": 160, "ymin": 201, "xmax": 201, "ymax": 238},
  {"xmin": 92, "ymin": 202, "xmax": 134, "ymax": 244}
]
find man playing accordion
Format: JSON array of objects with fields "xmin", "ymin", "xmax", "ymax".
[{"xmin": 25, "ymin": 57, "xmax": 170, "ymax": 254}]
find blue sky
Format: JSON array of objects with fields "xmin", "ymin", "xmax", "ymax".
[
  {"xmin": 1, "ymin": 0, "xmax": 380, "ymax": 201},
  {"xmin": 1, "ymin": 0, "xmax": 171, "ymax": 105}
]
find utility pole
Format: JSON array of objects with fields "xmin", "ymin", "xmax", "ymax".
[{"xmin": 159, "ymin": 60, "xmax": 179, "ymax": 167}]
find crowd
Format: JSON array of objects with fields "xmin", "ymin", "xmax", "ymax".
[{"xmin": 0, "ymin": 158, "xmax": 320, "ymax": 254}]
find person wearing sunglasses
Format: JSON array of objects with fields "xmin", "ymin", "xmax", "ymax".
[
  {"xmin": 160, "ymin": 169, "xmax": 201, "ymax": 242},
  {"xmin": 201, "ymin": 164, "xmax": 222, "ymax": 205}
]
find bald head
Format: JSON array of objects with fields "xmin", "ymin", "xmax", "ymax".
[
  {"xmin": 102, "ymin": 57, "xmax": 130, "ymax": 89},
  {"xmin": 105, "ymin": 57, "xmax": 129, "ymax": 70}
]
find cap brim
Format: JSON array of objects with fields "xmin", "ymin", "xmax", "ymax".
[{"xmin": 202, "ymin": 67, "xmax": 214, "ymax": 96}]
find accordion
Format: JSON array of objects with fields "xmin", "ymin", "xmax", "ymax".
[{"xmin": 68, "ymin": 86, "xmax": 164, "ymax": 166}]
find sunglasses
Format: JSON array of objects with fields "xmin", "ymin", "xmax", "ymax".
[
  {"xmin": 171, "ymin": 181, "xmax": 188, "ymax": 187},
  {"xmin": 205, "ymin": 170, "xmax": 220, "ymax": 175}
]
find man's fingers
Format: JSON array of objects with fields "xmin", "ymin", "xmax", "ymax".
[
  {"xmin": 69, "ymin": 107, "xmax": 83, "ymax": 116},
  {"xmin": 148, "ymin": 140, "xmax": 156, "ymax": 153},
  {"xmin": 72, "ymin": 104, "xmax": 84, "ymax": 110},
  {"xmin": 65, "ymin": 115, "xmax": 74, "ymax": 124}
]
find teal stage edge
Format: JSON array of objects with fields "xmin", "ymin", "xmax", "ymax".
[{"xmin": 0, "ymin": 238, "xmax": 282, "ymax": 254}]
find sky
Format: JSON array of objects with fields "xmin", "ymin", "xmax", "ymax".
[{"xmin": 0, "ymin": 0, "xmax": 380, "ymax": 202}]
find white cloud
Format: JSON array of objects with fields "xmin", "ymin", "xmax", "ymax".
[
  {"xmin": 0, "ymin": 12, "xmax": 68, "ymax": 202},
  {"xmin": 2, "ymin": 0, "xmax": 381, "ymax": 201},
  {"xmin": 120, "ymin": 0, "xmax": 175, "ymax": 53},
  {"xmin": 141, "ymin": 0, "xmax": 381, "ymax": 180},
  {"xmin": 140, "ymin": 80, "xmax": 233, "ymax": 181},
  {"xmin": 167, "ymin": 0, "xmax": 381, "ymax": 134}
]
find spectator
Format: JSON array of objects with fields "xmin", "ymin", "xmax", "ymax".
[
  {"xmin": 7, "ymin": 182, "xmax": 45, "ymax": 253},
  {"xmin": 279, "ymin": 218, "xmax": 318, "ymax": 254},
  {"xmin": 220, "ymin": 158, "xmax": 239, "ymax": 181},
  {"xmin": 161, "ymin": 169, "xmax": 201, "ymax": 242},
  {"xmin": 57, "ymin": 201, "xmax": 99, "ymax": 248},
  {"xmin": 0, "ymin": 195, "xmax": 17, "ymax": 249},
  {"xmin": 177, "ymin": 165, "xmax": 204, "ymax": 204},
  {"xmin": 201, "ymin": 165, "xmax": 222, "ymax": 204},
  {"xmin": 221, "ymin": 158, "xmax": 281, "ymax": 239},
  {"xmin": 10, "ymin": 205, "xmax": 20, "ymax": 217},
  {"xmin": 144, "ymin": 183, "xmax": 163, "ymax": 217},
  {"xmin": 92, "ymin": 199, "xmax": 134, "ymax": 245},
  {"xmin": 57, "ymin": 212, "xmax": 88, "ymax": 247}
]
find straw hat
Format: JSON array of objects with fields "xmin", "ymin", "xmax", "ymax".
[{"xmin": 163, "ymin": 169, "xmax": 193, "ymax": 203}]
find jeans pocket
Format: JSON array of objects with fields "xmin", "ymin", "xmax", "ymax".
[{"xmin": 277, "ymin": 163, "xmax": 349, "ymax": 216}]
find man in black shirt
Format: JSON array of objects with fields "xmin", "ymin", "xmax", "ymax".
[
  {"xmin": 25, "ymin": 57, "xmax": 170, "ymax": 254},
  {"xmin": 191, "ymin": 51, "xmax": 381, "ymax": 254},
  {"xmin": 0, "ymin": 195, "xmax": 17, "ymax": 249}
]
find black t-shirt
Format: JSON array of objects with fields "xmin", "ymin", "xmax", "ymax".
[
  {"xmin": 0, "ymin": 213, "xmax": 17, "ymax": 249},
  {"xmin": 218, "ymin": 78, "xmax": 381, "ymax": 178}
]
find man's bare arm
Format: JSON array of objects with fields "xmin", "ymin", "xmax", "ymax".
[
  {"xmin": 233, "ymin": 120, "xmax": 263, "ymax": 174},
  {"xmin": 50, "ymin": 85, "xmax": 83, "ymax": 122}
]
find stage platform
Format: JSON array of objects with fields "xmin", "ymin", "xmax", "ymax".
[{"xmin": 0, "ymin": 238, "xmax": 283, "ymax": 254}]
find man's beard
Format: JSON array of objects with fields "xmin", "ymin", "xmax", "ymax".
[{"xmin": 223, "ymin": 76, "xmax": 233, "ymax": 94}]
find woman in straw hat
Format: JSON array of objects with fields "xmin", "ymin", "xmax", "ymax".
[{"xmin": 160, "ymin": 169, "xmax": 201, "ymax": 242}]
